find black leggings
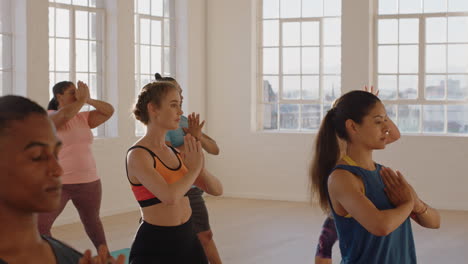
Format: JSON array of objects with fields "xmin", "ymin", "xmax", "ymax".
[{"xmin": 130, "ymin": 218, "xmax": 208, "ymax": 264}]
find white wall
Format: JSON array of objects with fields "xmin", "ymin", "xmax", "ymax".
[{"xmin": 205, "ymin": 0, "xmax": 468, "ymax": 210}]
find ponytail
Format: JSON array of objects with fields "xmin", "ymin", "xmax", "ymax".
[
  {"xmin": 47, "ymin": 97, "xmax": 59, "ymax": 110},
  {"xmin": 310, "ymin": 108, "xmax": 340, "ymax": 213},
  {"xmin": 309, "ymin": 90, "xmax": 381, "ymax": 213}
]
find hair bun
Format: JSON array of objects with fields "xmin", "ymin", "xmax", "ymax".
[{"xmin": 155, "ymin": 73, "xmax": 162, "ymax": 80}]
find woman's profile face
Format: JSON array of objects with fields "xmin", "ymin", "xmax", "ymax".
[{"xmin": 57, "ymin": 85, "xmax": 77, "ymax": 107}]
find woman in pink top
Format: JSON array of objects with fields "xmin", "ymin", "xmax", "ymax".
[{"xmin": 38, "ymin": 81, "xmax": 114, "ymax": 251}]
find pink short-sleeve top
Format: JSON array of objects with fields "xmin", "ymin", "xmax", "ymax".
[{"xmin": 50, "ymin": 111, "xmax": 98, "ymax": 184}]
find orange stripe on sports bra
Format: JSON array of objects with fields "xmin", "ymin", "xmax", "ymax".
[{"xmin": 126, "ymin": 145, "xmax": 189, "ymax": 207}]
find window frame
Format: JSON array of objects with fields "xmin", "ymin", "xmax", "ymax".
[
  {"xmin": 0, "ymin": 0, "xmax": 14, "ymax": 96},
  {"xmin": 48, "ymin": 0, "xmax": 107, "ymax": 136},
  {"xmin": 134, "ymin": 0, "xmax": 176, "ymax": 136},
  {"xmin": 256, "ymin": 0, "xmax": 342, "ymax": 132},
  {"xmin": 374, "ymin": 1, "xmax": 468, "ymax": 136}
]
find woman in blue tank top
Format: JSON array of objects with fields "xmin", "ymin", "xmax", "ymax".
[{"xmin": 310, "ymin": 90, "xmax": 440, "ymax": 264}]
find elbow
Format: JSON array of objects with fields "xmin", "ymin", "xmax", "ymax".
[
  {"xmin": 211, "ymin": 187, "xmax": 223, "ymax": 196},
  {"xmin": 370, "ymin": 226, "xmax": 393, "ymax": 237}
]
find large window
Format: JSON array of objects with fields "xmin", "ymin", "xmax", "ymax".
[
  {"xmin": 0, "ymin": 0, "xmax": 13, "ymax": 96},
  {"xmin": 48, "ymin": 0, "xmax": 105, "ymax": 103},
  {"xmin": 134, "ymin": 0, "xmax": 175, "ymax": 136},
  {"xmin": 258, "ymin": 0, "xmax": 342, "ymax": 131},
  {"xmin": 376, "ymin": 0, "xmax": 468, "ymax": 135}
]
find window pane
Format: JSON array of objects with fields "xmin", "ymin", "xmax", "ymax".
[
  {"xmin": 49, "ymin": 38, "xmax": 55, "ymax": 71},
  {"xmin": 379, "ymin": 75, "xmax": 398, "ymax": 100},
  {"xmin": 423, "ymin": 105, "xmax": 445, "ymax": 133},
  {"xmin": 263, "ymin": 48, "xmax": 279, "ymax": 74},
  {"xmin": 263, "ymin": 104, "xmax": 278, "ymax": 130},
  {"xmin": 425, "ymin": 75, "xmax": 446, "ymax": 100},
  {"xmin": 138, "ymin": 0, "xmax": 150, "ymax": 15},
  {"xmin": 399, "ymin": 19, "xmax": 418, "ymax": 44},
  {"xmin": 282, "ymin": 48, "xmax": 300, "ymax": 74},
  {"xmin": 448, "ymin": 17, "xmax": 468, "ymax": 43},
  {"xmin": 90, "ymin": 41, "xmax": 97, "ymax": 72},
  {"xmin": 76, "ymin": 72, "xmax": 89, "ymax": 85},
  {"xmin": 163, "ymin": 19, "xmax": 171, "ymax": 46},
  {"xmin": 448, "ymin": 105, "xmax": 468, "ymax": 133},
  {"xmin": 282, "ymin": 22, "xmax": 300, "ymax": 46},
  {"xmin": 424, "ymin": 0, "xmax": 447, "ymax": 13},
  {"xmin": 280, "ymin": 104, "xmax": 299, "ymax": 129},
  {"xmin": 302, "ymin": 104, "xmax": 321, "ymax": 130},
  {"xmin": 89, "ymin": 73, "xmax": 98, "ymax": 98},
  {"xmin": 399, "ymin": 45, "xmax": 418, "ymax": 73},
  {"xmin": 379, "ymin": 19, "xmax": 398, "ymax": 44},
  {"xmin": 151, "ymin": 46, "xmax": 162, "ymax": 74},
  {"xmin": 385, "ymin": 104, "xmax": 397, "ymax": 120},
  {"xmin": 398, "ymin": 105, "xmax": 421, "ymax": 133},
  {"xmin": 151, "ymin": 20, "xmax": 162, "ymax": 45},
  {"xmin": 56, "ymin": 0, "xmax": 72, "ymax": 5},
  {"xmin": 448, "ymin": 75, "xmax": 468, "ymax": 100},
  {"xmin": 302, "ymin": 21, "xmax": 319, "ymax": 46},
  {"xmin": 76, "ymin": 40, "xmax": 89, "ymax": 72},
  {"xmin": 76, "ymin": 11, "xmax": 88, "ymax": 39},
  {"xmin": 140, "ymin": 45, "xmax": 150, "ymax": 74},
  {"xmin": 73, "ymin": 0, "xmax": 88, "ymax": 6},
  {"xmin": 56, "ymin": 38, "xmax": 70, "ymax": 71},
  {"xmin": 263, "ymin": 76, "xmax": 279, "ymax": 102},
  {"xmin": 0, "ymin": 35, "xmax": 12, "ymax": 69},
  {"xmin": 89, "ymin": 12, "xmax": 97, "ymax": 40},
  {"xmin": 378, "ymin": 45, "xmax": 398, "ymax": 73},
  {"xmin": 56, "ymin": 9, "xmax": 70, "ymax": 38},
  {"xmin": 323, "ymin": 75, "xmax": 341, "ymax": 102},
  {"xmin": 399, "ymin": 0, "xmax": 422, "ymax": 14},
  {"xmin": 55, "ymin": 72, "xmax": 69, "ymax": 83},
  {"xmin": 302, "ymin": 0, "xmax": 322, "ymax": 17},
  {"xmin": 302, "ymin": 75, "xmax": 319, "ymax": 100},
  {"xmin": 151, "ymin": 0, "xmax": 163, "ymax": 17},
  {"xmin": 426, "ymin": 17, "xmax": 447, "ymax": 43},
  {"xmin": 379, "ymin": 0, "xmax": 398, "ymax": 14},
  {"xmin": 426, "ymin": 44, "xmax": 447, "ymax": 73},
  {"xmin": 448, "ymin": 44, "xmax": 468, "ymax": 73},
  {"xmin": 323, "ymin": 18, "xmax": 341, "ymax": 45},
  {"xmin": 324, "ymin": 0, "xmax": 341, "ymax": 16},
  {"xmin": 399, "ymin": 75, "xmax": 418, "ymax": 99},
  {"xmin": 263, "ymin": 20, "xmax": 279, "ymax": 46},
  {"xmin": 163, "ymin": 47, "xmax": 171, "ymax": 75},
  {"xmin": 0, "ymin": 71, "xmax": 11, "ymax": 95},
  {"xmin": 263, "ymin": 0, "xmax": 279, "ymax": 19},
  {"xmin": 323, "ymin": 47, "xmax": 341, "ymax": 74},
  {"xmin": 140, "ymin": 19, "xmax": 150, "ymax": 44},
  {"xmin": 280, "ymin": 0, "xmax": 301, "ymax": 18},
  {"xmin": 49, "ymin": 72, "xmax": 55, "ymax": 96},
  {"xmin": 282, "ymin": 75, "xmax": 301, "ymax": 99},
  {"xmin": 449, "ymin": 0, "xmax": 468, "ymax": 11},
  {"xmin": 302, "ymin": 47, "xmax": 319, "ymax": 74},
  {"xmin": 49, "ymin": 7, "xmax": 55, "ymax": 37},
  {"xmin": 163, "ymin": 0, "xmax": 171, "ymax": 17}
]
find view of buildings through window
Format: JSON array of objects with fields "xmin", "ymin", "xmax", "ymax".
[
  {"xmin": 259, "ymin": 0, "xmax": 342, "ymax": 131},
  {"xmin": 377, "ymin": 0, "xmax": 468, "ymax": 134}
]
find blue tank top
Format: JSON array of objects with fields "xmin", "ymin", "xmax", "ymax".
[
  {"xmin": 165, "ymin": 115, "xmax": 188, "ymax": 147},
  {"xmin": 328, "ymin": 164, "xmax": 417, "ymax": 264}
]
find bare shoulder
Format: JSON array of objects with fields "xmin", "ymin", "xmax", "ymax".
[{"xmin": 328, "ymin": 168, "xmax": 363, "ymax": 193}]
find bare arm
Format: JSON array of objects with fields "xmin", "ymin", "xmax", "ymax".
[
  {"xmin": 194, "ymin": 168, "xmax": 223, "ymax": 196},
  {"xmin": 200, "ymin": 133, "xmax": 220, "ymax": 155},
  {"xmin": 87, "ymin": 99, "xmax": 115, "ymax": 129},
  {"xmin": 385, "ymin": 118, "xmax": 401, "ymax": 145},
  {"xmin": 127, "ymin": 135, "xmax": 203, "ymax": 205},
  {"xmin": 329, "ymin": 169, "xmax": 414, "ymax": 236}
]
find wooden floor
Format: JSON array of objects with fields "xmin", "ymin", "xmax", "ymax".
[{"xmin": 52, "ymin": 197, "xmax": 468, "ymax": 264}]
